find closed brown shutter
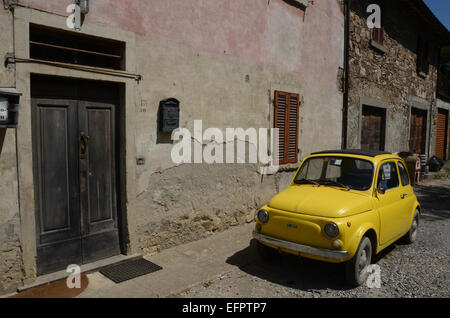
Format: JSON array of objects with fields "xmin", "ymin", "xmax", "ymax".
[
  {"xmin": 436, "ymin": 109, "xmax": 449, "ymax": 160},
  {"xmin": 371, "ymin": 0, "xmax": 384, "ymax": 46},
  {"xmin": 274, "ymin": 91, "xmax": 300, "ymax": 165},
  {"xmin": 372, "ymin": 27, "xmax": 384, "ymax": 46}
]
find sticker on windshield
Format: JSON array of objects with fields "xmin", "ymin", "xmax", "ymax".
[
  {"xmin": 0, "ymin": 98, "xmax": 8, "ymax": 121},
  {"xmin": 331, "ymin": 159, "xmax": 342, "ymax": 166},
  {"xmin": 382, "ymin": 164, "xmax": 391, "ymax": 179}
]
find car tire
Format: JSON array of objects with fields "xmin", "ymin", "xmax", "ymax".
[
  {"xmin": 345, "ymin": 236, "xmax": 372, "ymax": 287},
  {"xmin": 403, "ymin": 209, "xmax": 419, "ymax": 244},
  {"xmin": 256, "ymin": 241, "xmax": 278, "ymax": 261}
]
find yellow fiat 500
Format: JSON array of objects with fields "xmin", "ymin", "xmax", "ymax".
[{"xmin": 253, "ymin": 150, "xmax": 421, "ymax": 286}]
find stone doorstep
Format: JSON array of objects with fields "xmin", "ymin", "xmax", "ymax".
[{"xmin": 13, "ymin": 254, "xmax": 142, "ymax": 295}]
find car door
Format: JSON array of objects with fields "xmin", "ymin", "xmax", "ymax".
[
  {"xmin": 375, "ymin": 161, "xmax": 410, "ymax": 246},
  {"xmin": 397, "ymin": 160, "xmax": 415, "ymax": 233}
]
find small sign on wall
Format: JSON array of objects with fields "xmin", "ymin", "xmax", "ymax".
[
  {"xmin": 137, "ymin": 100, "xmax": 148, "ymax": 113},
  {"xmin": 0, "ymin": 98, "xmax": 8, "ymax": 122}
]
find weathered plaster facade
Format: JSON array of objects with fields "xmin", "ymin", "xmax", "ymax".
[
  {"xmin": 346, "ymin": 0, "xmax": 443, "ymax": 156},
  {"xmin": 0, "ymin": 6, "xmax": 24, "ymax": 293},
  {"xmin": 0, "ymin": 0, "xmax": 345, "ymax": 293}
]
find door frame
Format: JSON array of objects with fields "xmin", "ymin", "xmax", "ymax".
[
  {"xmin": 30, "ymin": 75, "xmax": 128, "ymax": 276},
  {"xmin": 407, "ymin": 97, "xmax": 431, "ymax": 157},
  {"xmin": 358, "ymin": 97, "xmax": 390, "ymax": 151},
  {"xmin": 408, "ymin": 107, "xmax": 428, "ymax": 154},
  {"xmin": 361, "ymin": 104, "xmax": 387, "ymax": 151}
]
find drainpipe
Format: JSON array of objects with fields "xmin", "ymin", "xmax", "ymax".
[{"xmin": 342, "ymin": 0, "xmax": 350, "ymax": 150}]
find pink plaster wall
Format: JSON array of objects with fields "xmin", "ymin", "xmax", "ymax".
[{"xmin": 18, "ymin": 0, "xmax": 343, "ymax": 83}]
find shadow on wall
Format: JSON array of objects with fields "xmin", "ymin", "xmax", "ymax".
[{"xmin": 0, "ymin": 128, "xmax": 6, "ymax": 156}]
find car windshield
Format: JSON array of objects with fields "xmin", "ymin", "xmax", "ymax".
[{"xmin": 294, "ymin": 156, "xmax": 374, "ymax": 191}]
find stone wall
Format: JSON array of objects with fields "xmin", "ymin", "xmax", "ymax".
[
  {"xmin": 0, "ymin": 6, "xmax": 24, "ymax": 294},
  {"xmin": 347, "ymin": 0, "xmax": 439, "ymax": 154},
  {"xmin": 133, "ymin": 164, "xmax": 294, "ymax": 255}
]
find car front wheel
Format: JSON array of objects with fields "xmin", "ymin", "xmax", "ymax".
[{"xmin": 345, "ymin": 236, "xmax": 372, "ymax": 287}]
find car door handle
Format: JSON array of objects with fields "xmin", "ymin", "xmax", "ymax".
[{"xmin": 400, "ymin": 193, "xmax": 408, "ymax": 199}]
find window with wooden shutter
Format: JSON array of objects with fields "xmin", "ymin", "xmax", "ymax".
[
  {"xmin": 274, "ymin": 91, "xmax": 300, "ymax": 165},
  {"xmin": 372, "ymin": 27, "xmax": 384, "ymax": 46},
  {"xmin": 370, "ymin": 0, "xmax": 384, "ymax": 47}
]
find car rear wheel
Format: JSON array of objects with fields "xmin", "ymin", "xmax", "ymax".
[
  {"xmin": 345, "ymin": 236, "xmax": 372, "ymax": 287},
  {"xmin": 256, "ymin": 241, "xmax": 278, "ymax": 261},
  {"xmin": 403, "ymin": 209, "xmax": 419, "ymax": 244}
]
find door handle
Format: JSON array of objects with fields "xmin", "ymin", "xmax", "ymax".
[
  {"xmin": 400, "ymin": 193, "xmax": 408, "ymax": 199},
  {"xmin": 80, "ymin": 132, "xmax": 90, "ymax": 159}
]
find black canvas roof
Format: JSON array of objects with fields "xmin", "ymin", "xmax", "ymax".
[{"xmin": 311, "ymin": 149, "xmax": 392, "ymax": 158}]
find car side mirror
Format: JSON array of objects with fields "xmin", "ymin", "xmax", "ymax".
[{"xmin": 376, "ymin": 180, "xmax": 387, "ymax": 195}]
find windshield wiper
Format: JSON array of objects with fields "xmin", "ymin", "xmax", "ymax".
[
  {"xmin": 318, "ymin": 180, "xmax": 351, "ymax": 191},
  {"xmin": 294, "ymin": 179, "xmax": 320, "ymax": 186}
]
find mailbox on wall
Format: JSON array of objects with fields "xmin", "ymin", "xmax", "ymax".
[
  {"xmin": 0, "ymin": 88, "xmax": 21, "ymax": 128},
  {"xmin": 158, "ymin": 98, "xmax": 180, "ymax": 133}
]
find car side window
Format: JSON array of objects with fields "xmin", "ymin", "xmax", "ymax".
[
  {"xmin": 377, "ymin": 162, "xmax": 400, "ymax": 190},
  {"xmin": 397, "ymin": 162, "xmax": 410, "ymax": 186}
]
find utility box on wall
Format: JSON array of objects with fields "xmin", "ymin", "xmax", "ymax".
[
  {"xmin": 158, "ymin": 98, "xmax": 180, "ymax": 133},
  {"xmin": 0, "ymin": 88, "xmax": 21, "ymax": 128}
]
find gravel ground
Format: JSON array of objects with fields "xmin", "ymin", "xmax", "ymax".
[{"xmin": 172, "ymin": 178, "xmax": 450, "ymax": 298}]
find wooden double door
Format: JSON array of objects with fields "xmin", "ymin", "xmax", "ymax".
[
  {"xmin": 361, "ymin": 105, "xmax": 386, "ymax": 151},
  {"xmin": 409, "ymin": 108, "xmax": 427, "ymax": 154},
  {"xmin": 32, "ymin": 98, "xmax": 120, "ymax": 275}
]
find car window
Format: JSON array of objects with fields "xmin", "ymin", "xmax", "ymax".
[
  {"xmin": 298, "ymin": 158, "xmax": 323, "ymax": 180},
  {"xmin": 398, "ymin": 162, "xmax": 410, "ymax": 186},
  {"xmin": 377, "ymin": 162, "xmax": 400, "ymax": 190},
  {"xmin": 295, "ymin": 156, "xmax": 374, "ymax": 191}
]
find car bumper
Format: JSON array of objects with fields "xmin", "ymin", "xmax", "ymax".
[{"xmin": 252, "ymin": 232, "xmax": 349, "ymax": 260}]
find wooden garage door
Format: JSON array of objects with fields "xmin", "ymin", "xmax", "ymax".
[
  {"xmin": 409, "ymin": 108, "xmax": 427, "ymax": 154},
  {"xmin": 436, "ymin": 108, "xmax": 449, "ymax": 160},
  {"xmin": 361, "ymin": 105, "xmax": 386, "ymax": 151}
]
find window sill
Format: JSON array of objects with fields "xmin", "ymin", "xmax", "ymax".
[
  {"xmin": 277, "ymin": 163, "xmax": 300, "ymax": 172},
  {"xmin": 370, "ymin": 40, "xmax": 387, "ymax": 54}
]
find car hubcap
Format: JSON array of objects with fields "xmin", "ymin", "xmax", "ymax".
[
  {"xmin": 358, "ymin": 246, "xmax": 370, "ymax": 274},
  {"xmin": 411, "ymin": 218, "xmax": 418, "ymax": 240}
]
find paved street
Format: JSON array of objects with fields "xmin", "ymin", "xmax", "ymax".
[
  {"xmin": 76, "ymin": 176, "xmax": 450, "ymax": 298},
  {"xmin": 171, "ymin": 178, "xmax": 450, "ymax": 298}
]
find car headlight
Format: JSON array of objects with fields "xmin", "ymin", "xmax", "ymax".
[
  {"xmin": 324, "ymin": 222, "xmax": 339, "ymax": 238},
  {"xmin": 257, "ymin": 210, "xmax": 269, "ymax": 223}
]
